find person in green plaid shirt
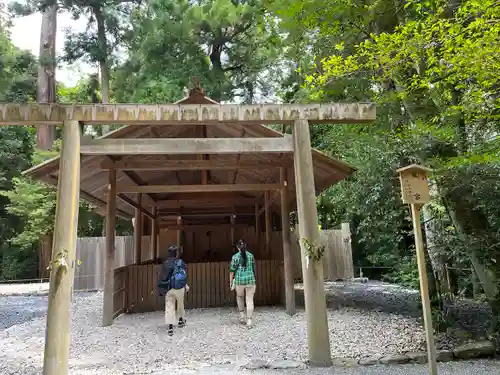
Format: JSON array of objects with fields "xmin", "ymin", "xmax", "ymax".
[{"xmin": 229, "ymin": 239, "xmax": 256, "ymax": 327}]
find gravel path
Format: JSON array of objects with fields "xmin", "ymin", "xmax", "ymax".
[
  {"xmin": 0, "ymin": 281, "xmax": 495, "ymax": 374},
  {"xmin": 178, "ymin": 360, "xmax": 500, "ymax": 375},
  {"xmin": 0, "ymin": 295, "xmax": 47, "ymax": 329},
  {"xmin": 0, "ymin": 291, "xmax": 427, "ymax": 374},
  {"xmin": 0, "ymin": 282, "xmax": 49, "ymax": 296},
  {"xmin": 315, "ymin": 281, "xmax": 492, "ymax": 335}
]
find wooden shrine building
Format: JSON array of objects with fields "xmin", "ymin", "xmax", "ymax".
[{"xmin": 2, "ymin": 86, "xmax": 375, "ymax": 370}]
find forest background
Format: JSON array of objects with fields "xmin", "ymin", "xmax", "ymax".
[{"xmin": 0, "ymin": 0, "xmax": 499, "ymax": 333}]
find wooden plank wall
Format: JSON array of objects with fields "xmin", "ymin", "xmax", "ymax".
[
  {"xmin": 40, "ymin": 223, "xmax": 353, "ymax": 292},
  {"xmin": 72, "ymin": 236, "xmax": 135, "ymax": 291},
  {"xmin": 124, "ymin": 260, "xmax": 283, "ymax": 313},
  {"xmin": 157, "ymin": 227, "xmax": 283, "ymax": 262},
  {"xmin": 290, "ymin": 224, "xmax": 354, "ymax": 281},
  {"xmin": 39, "ymin": 235, "xmax": 52, "ymax": 279}
]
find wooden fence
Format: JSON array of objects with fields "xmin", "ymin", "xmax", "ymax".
[
  {"xmin": 290, "ymin": 224, "xmax": 354, "ymax": 281},
  {"xmin": 40, "ymin": 223, "xmax": 353, "ymax": 292},
  {"xmin": 122, "ymin": 260, "xmax": 283, "ymax": 314}
]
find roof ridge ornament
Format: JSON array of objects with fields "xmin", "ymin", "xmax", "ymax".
[{"xmin": 189, "ymin": 77, "xmax": 205, "ymax": 98}]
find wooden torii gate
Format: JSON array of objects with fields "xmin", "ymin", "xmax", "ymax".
[{"xmin": 0, "ymin": 101, "xmax": 375, "ymax": 374}]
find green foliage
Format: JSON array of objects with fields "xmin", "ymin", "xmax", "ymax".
[
  {"xmin": 114, "ymin": 0, "xmax": 283, "ymax": 103},
  {"xmin": 0, "ymin": 177, "xmax": 55, "ymax": 249},
  {"xmin": 272, "ymin": 0, "xmax": 500, "ymax": 333},
  {"xmin": 0, "ymin": 22, "xmax": 37, "ymax": 102}
]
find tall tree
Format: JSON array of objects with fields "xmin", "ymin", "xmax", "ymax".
[
  {"xmin": 274, "ymin": 0, "xmax": 500, "ymax": 334},
  {"xmin": 37, "ymin": 1, "xmax": 57, "ymax": 150},
  {"xmin": 9, "ymin": 0, "xmax": 59, "ymax": 149},
  {"xmin": 114, "ymin": 0, "xmax": 283, "ymax": 103},
  {"xmin": 62, "ymin": 0, "xmax": 140, "ymax": 132}
]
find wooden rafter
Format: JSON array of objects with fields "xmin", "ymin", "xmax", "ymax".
[{"xmin": 116, "ymin": 193, "xmax": 154, "ymax": 219}]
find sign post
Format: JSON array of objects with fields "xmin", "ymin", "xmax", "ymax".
[{"xmin": 396, "ymin": 164, "xmax": 437, "ymax": 375}]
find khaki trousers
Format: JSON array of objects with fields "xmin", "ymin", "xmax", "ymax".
[
  {"xmin": 235, "ymin": 284, "xmax": 256, "ymax": 319},
  {"xmin": 165, "ymin": 288, "xmax": 185, "ymax": 325}
]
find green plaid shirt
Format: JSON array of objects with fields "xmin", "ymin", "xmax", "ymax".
[{"xmin": 230, "ymin": 251, "xmax": 256, "ymax": 285}]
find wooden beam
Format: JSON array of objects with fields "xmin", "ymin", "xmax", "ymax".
[
  {"xmin": 159, "ymin": 223, "xmax": 248, "ymax": 231},
  {"xmin": 159, "ymin": 211, "xmax": 255, "ymax": 218},
  {"xmin": 117, "ymin": 183, "xmax": 282, "ymax": 194},
  {"xmin": 81, "ymin": 137, "xmax": 294, "ymax": 155},
  {"xmin": 100, "ymin": 159, "xmax": 292, "ymax": 171},
  {"xmin": 117, "ymin": 193, "xmax": 154, "ymax": 219},
  {"xmin": 111, "ymin": 160, "xmax": 156, "ymax": 208},
  {"xmin": 0, "ymin": 103, "xmax": 376, "ymax": 125},
  {"xmin": 134, "ymin": 193, "xmax": 143, "ymax": 264},
  {"xmin": 156, "ymin": 197, "xmax": 258, "ymax": 208},
  {"xmin": 43, "ymin": 120, "xmax": 81, "ymax": 375},
  {"xmin": 102, "ymin": 169, "xmax": 116, "ymax": 327},
  {"xmin": 44, "ymin": 174, "xmax": 131, "ymax": 219},
  {"xmin": 280, "ymin": 167, "xmax": 295, "ymax": 316},
  {"xmin": 293, "ymin": 119, "xmax": 331, "ymax": 366}
]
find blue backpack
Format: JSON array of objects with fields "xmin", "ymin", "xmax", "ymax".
[{"xmin": 170, "ymin": 259, "xmax": 187, "ymax": 289}]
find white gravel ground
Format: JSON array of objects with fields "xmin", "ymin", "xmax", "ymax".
[
  {"xmin": 0, "ymin": 291, "xmax": 428, "ymax": 374},
  {"xmin": 0, "ymin": 282, "xmax": 49, "ymax": 296}
]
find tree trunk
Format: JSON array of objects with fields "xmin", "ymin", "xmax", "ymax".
[
  {"xmin": 36, "ymin": 4, "xmax": 57, "ymax": 150},
  {"xmin": 423, "ymin": 186, "xmax": 451, "ymax": 294},
  {"xmin": 209, "ymin": 43, "xmax": 224, "ymax": 102},
  {"xmin": 94, "ymin": 5, "xmax": 111, "ymax": 134}
]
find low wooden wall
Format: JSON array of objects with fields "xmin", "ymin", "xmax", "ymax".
[
  {"xmin": 113, "ymin": 266, "xmax": 127, "ymax": 319},
  {"xmin": 122, "ymin": 260, "xmax": 283, "ymax": 313}
]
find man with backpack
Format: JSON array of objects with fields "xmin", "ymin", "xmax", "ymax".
[{"xmin": 157, "ymin": 245, "xmax": 188, "ymax": 336}]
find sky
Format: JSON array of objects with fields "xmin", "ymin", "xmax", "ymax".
[{"xmin": 6, "ymin": 5, "xmax": 92, "ymax": 86}]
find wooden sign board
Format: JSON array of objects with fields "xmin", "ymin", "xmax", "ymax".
[{"xmin": 396, "ymin": 164, "xmax": 432, "ymax": 204}]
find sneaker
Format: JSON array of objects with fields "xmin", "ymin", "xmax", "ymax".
[
  {"xmin": 246, "ymin": 319, "xmax": 252, "ymax": 327},
  {"xmin": 178, "ymin": 318, "xmax": 186, "ymax": 327},
  {"xmin": 167, "ymin": 324, "xmax": 174, "ymax": 336}
]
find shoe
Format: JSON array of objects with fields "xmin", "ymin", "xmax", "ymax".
[
  {"xmin": 239, "ymin": 312, "xmax": 246, "ymax": 324},
  {"xmin": 168, "ymin": 324, "xmax": 174, "ymax": 336},
  {"xmin": 246, "ymin": 319, "xmax": 252, "ymax": 327},
  {"xmin": 178, "ymin": 318, "xmax": 186, "ymax": 327}
]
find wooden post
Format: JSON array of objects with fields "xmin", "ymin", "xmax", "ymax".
[
  {"xmin": 255, "ymin": 204, "xmax": 260, "ymax": 249},
  {"xmin": 341, "ymin": 223, "xmax": 354, "ymax": 279},
  {"xmin": 280, "ymin": 167, "xmax": 295, "ymax": 315},
  {"xmin": 396, "ymin": 164, "xmax": 437, "ymax": 375},
  {"xmin": 265, "ymin": 191, "xmax": 271, "ymax": 256},
  {"xmin": 152, "ymin": 206, "xmax": 159, "ymax": 261},
  {"xmin": 411, "ymin": 204, "xmax": 438, "ymax": 375},
  {"xmin": 292, "ymin": 119, "xmax": 331, "ymax": 366},
  {"xmin": 230, "ymin": 214, "xmax": 236, "ymax": 244},
  {"xmin": 42, "ymin": 120, "xmax": 81, "ymax": 375},
  {"xmin": 102, "ymin": 169, "xmax": 116, "ymax": 327},
  {"xmin": 134, "ymin": 193, "xmax": 142, "ymax": 264},
  {"xmin": 176, "ymin": 216, "xmax": 182, "ymax": 251}
]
